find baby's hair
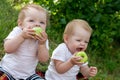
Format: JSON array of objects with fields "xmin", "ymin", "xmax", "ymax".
[
  {"xmin": 17, "ymin": 4, "xmax": 49, "ymax": 25},
  {"xmin": 64, "ymin": 19, "xmax": 93, "ymax": 36}
]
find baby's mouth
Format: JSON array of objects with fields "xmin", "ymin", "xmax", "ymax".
[{"xmin": 76, "ymin": 48, "xmax": 82, "ymax": 52}]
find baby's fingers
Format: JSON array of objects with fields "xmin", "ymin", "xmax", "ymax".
[
  {"xmin": 90, "ymin": 67, "xmax": 97, "ymax": 71},
  {"xmin": 89, "ymin": 67, "xmax": 97, "ymax": 76},
  {"xmin": 89, "ymin": 72, "xmax": 96, "ymax": 77}
]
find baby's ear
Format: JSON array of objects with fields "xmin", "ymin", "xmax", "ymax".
[
  {"xmin": 63, "ymin": 34, "xmax": 68, "ymax": 43},
  {"xmin": 17, "ymin": 19, "xmax": 22, "ymax": 26}
]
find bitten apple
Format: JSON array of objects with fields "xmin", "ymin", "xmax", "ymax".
[
  {"xmin": 33, "ymin": 27, "xmax": 43, "ymax": 35},
  {"xmin": 76, "ymin": 51, "xmax": 88, "ymax": 63}
]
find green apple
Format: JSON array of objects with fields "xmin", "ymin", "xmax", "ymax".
[
  {"xmin": 75, "ymin": 51, "xmax": 88, "ymax": 63},
  {"xmin": 33, "ymin": 27, "xmax": 43, "ymax": 35}
]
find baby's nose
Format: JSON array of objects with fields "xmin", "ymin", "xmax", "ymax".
[
  {"xmin": 80, "ymin": 42, "xmax": 85, "ymax": 46},
  {"xmin": 35, "ymin": 22, "xmax": 40, "ymax": 27}
]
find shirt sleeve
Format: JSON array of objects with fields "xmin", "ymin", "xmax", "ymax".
[
  {"xmin": 46, "ymin": 40, "xmax": 49, "ymax": 50},
  {"xmin": 4, "ymin": 27, "xmax": 22, "ymax": 40},
  {"xmin": 81, "ymin": 62, "xmax": 88, "ymax": 67},
  {"xmin": 51, "ymin": 44, "xmax": 66, "ymax": 62}
]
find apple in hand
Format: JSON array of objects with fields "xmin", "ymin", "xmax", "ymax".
[
  {"xmin": 33, "ymin": 27, "xmax": 43, "ymax": 35},
  {"xmin": 75, "ymin": 51, "xmax": 88, "ymax": 63}
]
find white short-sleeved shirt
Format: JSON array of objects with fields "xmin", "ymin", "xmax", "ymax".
[
  {"xmin": 0, "ymin": 27, "xmax": 49, "ymax": 79},
  {"xmin": 45, "ymin": 43, "xmax": 87, "ymax": 80}
]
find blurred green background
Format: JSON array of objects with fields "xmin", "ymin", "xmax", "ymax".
[{"xmin": 0, "ymin": 0, "xmax": 120, "ymax": 80}]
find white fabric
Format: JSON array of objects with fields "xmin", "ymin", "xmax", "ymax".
[
  {"xmin": 45, "ymin": 43, "xmax": 87, "ymax": 80},
  {"xmin": 0, "ymin": 27, "xmax": 49, "ymax": 79}
]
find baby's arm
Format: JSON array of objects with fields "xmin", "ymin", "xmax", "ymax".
[
  {"xmin": 80, "ymin": 65, "xmax": 97, "ymax": 78},
  {"xmin": 4, "ymin": 32, "xmax": 25, "ymax": 53},
  {"xmin": 53, "ymin": 54, "xmax": 83, "ymax": 74},
  {"xmin": 4, "ymin": 28, "xmax": 35, "ymax": 53},
  {"xmin": 37, "ymin": 43, "xmax": 49, "ymax": 62},
  {"xmin": 53, "ymin": 59, "xmax": 74, "ymax": 74},
  {"xmin": 37, "ymin": 31, "xmax": 49, "ymax": 62}
]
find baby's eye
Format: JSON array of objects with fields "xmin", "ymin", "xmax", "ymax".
[
  {"xmin": 40, "ymin": 21, "xmax": 45, "ymax": 24},
  {"xmin": 85, "ymin": 41, "xmax": 89, "ymax": 43},
  {"xmin": 29, "ymin": 20, "xmax": 34, "ymax": 22},
  {"xmin": 76, "ymin": 40, "xmax": 81, "ymax": 42}
]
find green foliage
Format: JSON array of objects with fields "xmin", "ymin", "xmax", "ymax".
[
  {"xmin": 48, "ymin": 0, "xmax": 120, "ymax": 55},
  {"xmin": 0, "ymin": 0, "xmax": 120, "ymax": 79}
]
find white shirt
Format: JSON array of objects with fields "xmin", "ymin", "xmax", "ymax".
[
  {"xmin": 0, "ymin": 27, "xmax": 49, "ymax": 79},
  {"xmin": 45, "ymin": 43, "xmax": 87, "ymax": 80}
]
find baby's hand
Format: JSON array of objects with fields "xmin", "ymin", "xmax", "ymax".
[
  {"xmin": 70, "ymin": 53, "xmax": 84, "ymax": 65},
  {"xmin": 35, "ymin": 31, "xmax": 48, "ymax": 45},
  {"xmin": 89, "ymin": 67, "xmax": 97, "ymax": 77},
  {"xmin": 21, "ymin": 27, "xmax": 35, "ymax": 39}
]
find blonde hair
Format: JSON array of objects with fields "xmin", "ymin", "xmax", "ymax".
[
  {"xmin": 17, "ymin": 4, "xmax": 49, "ymax": 25},
  {"xmin": 63, "ymin": 19, "xmax": 93, "ymax": 36}
]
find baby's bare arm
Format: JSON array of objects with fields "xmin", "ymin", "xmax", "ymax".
[
  {"xmin": 37, "ymin": 31, "xmax": 49, "ymax": 62},
  {"xmin": 4, "ymin": 28, "xmax": 35, "ymax": 53},
  {"xmin": 80, "ymin": 65, "xmax": 90, "ymax": 77},
  {"xmin": 4, "ymin": 33, "xmax": 25, "ymax": 53},
  {"xmin": 37, "ymin": 44, "xmax": 49, "ymax": 62},
  {"xmin": 53, "ymin": 54, "xmax": 84, "ymax": 74},
  {"xmin": 53, "ymin": 59, "xmax": 74, "ymax": 74},
  {"xmin": 80, "ymin": 65, "xmax": 97, "ymax": 78}
]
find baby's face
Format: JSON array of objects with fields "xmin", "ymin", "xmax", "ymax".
[
  {"xmin": 20, "ymin": 7, "xmax": 47, "ymax": 31},
  {"xmin": 65, "ymin": 27, "xmax": 91, "ymax": 54}
]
